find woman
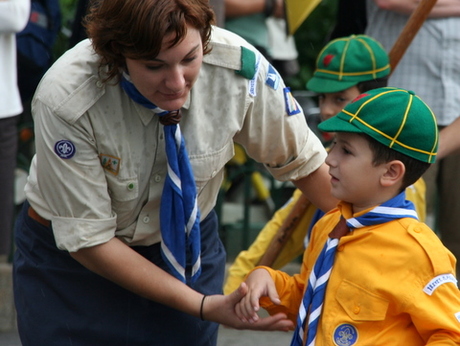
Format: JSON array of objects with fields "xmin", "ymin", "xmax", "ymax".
[{"xmin": 13, "ymin": 0, "xmax": 336, "ymax": 345}]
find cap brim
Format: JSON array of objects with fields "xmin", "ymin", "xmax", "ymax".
[
  {"xmin": 307, "ymin": 76, "xmax": 358, "ymax": 94},
  {"xmin": 317, "ymin": 113, "xmax": 363, "ymax": 133}
]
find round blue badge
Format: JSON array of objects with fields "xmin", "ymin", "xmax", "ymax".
[
  {"xmin": 333, "ymin": 324, "xmax": 358, "ymax": 346},
  {"xmin": 54, "ymin": 140, "xmax": 76, "ymax": 159}
]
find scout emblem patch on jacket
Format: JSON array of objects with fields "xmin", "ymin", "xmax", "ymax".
[
  {"xmin": 333, "ymin": 324, "xmax": 358, "ymax": 346},
  {"xmin": 54, "ymin": 140, "xmax": 76, "ymax": 159}
]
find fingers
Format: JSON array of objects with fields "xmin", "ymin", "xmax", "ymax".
[
  {"xmin": 257, "ymin": 313, "xmax": 295, "ymax": 331},
  {"xmin": 234, "ymin": 283, "xmax": 260, "ymax": 323},
  {"xmin": 266, "ymin": 282, "xmax": 281, "ymax": 305},
  {"xmin": 232, "ymin": 312, "xmax": 294, "ymax": 332},
  {"xmin": 227, "ymin": 281, "xmax": 248, "ymax": 304}
]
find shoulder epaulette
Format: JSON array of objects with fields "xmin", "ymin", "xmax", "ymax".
[
  {"xmin": 407, "ymin": 222, "xmax": 452, "ymax": 274},
  {"xmin": 203, "ymin": 42, "xmax": 257, "ymax": 80}
]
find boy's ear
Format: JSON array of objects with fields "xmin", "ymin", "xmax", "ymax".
[{"xmin": 380, "ymin": 160, "xmax": 405, "ymax": 187}]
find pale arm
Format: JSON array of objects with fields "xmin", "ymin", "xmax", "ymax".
[
  {"xmin": 70, "ymin": 237, "xmax": 293, "ymax": 330},
  {"xmin": 373, "ymin": 0, "xmax": 460, "ymax": 17},
  {"xmin": 292, "ymin": 162, "xmax": 338, "ymax": 212},
  {"xmin": 437, "ymin": 117, "xmax": 460, "ymax": 159}
]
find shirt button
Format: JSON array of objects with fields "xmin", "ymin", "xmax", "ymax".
[
  {"xmin": 127, "ymin": 182, "xmax": 135, "ymax": 190},
  {"xmin": 96, "ymin": 81, "xmax": 103, "ymax": 88},
  {"xmin": 353, "ymin": 306, "xmax": 360, "ymax": 314},
  {"xmin": 143, "ymin": 216, "xmax": 150, "ymax": 223},
  {"xmin": 414, "ymin": 227, "xmax": 422, "ymax": 233},
  {"xmin": 338, "ymin": 245, "xmax": 345, "ymax": 252},
  {"xmin": 154, "ymin": 175, "xmax": 162, "ymax": 182}
]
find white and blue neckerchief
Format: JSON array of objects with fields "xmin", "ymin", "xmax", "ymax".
[
  {"xmin": 291, "ymin": 191, "xmax": 418, "ymax": 346},
  {"xmin": 120, "ymin": 73, "xmax": 201, "ymax": 284}
]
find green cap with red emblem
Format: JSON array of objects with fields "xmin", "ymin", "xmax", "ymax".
[{"xmin": 307, "ymin": 35, "xmax": 391, "ymax": 93}]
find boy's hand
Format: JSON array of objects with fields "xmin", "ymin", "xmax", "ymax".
[
  {"xmin": 234, "ymin": 268, "xmax": 283, "ymax": 323},
  {"xmin": 203, "ymin": 280, "xmax": 293, "ymax": 331}
]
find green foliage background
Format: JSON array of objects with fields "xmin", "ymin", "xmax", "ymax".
[{"xmin": 55, "ymin": 0, "xmax": 338, "ymax": 91}]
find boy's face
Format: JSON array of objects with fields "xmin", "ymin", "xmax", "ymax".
[
  {"xmin": 318, "ymin": 85, "xmax": 361, "ymax": 122},
  {"xmin": 326, "ymin": 132, "xmax": 388, "ymax": 213}
]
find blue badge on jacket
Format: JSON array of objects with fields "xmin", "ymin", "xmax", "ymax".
[
  {"xmin": 266, "ymin": 65, "xmax": 280, "ymax": 90},
  {"xmin": 283, "ymin": 87, "xmax": 301, "ymax": 116},
  {"xmin": 333, "ymin": 324, "xmax": 358, "ymax": 346},
  {"xmin": 54, "ymin": 140, "xmax": 76, "ymax": 159}
]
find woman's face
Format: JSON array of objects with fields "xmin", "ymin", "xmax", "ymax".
[{"xmin": 125, "ymin": 26, "xmax": 203, "ymax": 111}]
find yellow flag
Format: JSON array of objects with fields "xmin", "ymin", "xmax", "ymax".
[{"xmin": 285, "ymin": 0, "xmax": 322, "ymax": 35}]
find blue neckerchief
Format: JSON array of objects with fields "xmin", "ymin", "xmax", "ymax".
[
  {"xmin": 345, "ymin": 191, "xmax": 418, "ymax": 229},
  {"xmin": 120, "ymin": 74, "xmax": 201, "ymax": 283}
]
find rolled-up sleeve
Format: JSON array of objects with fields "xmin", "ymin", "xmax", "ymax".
[{"xmin": 32, "ymin": 98, "xmax": 117, "ymax": 252}]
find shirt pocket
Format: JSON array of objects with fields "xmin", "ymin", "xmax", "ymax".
[
  {"xmin": 336, "ymin": 279, "xmax": 389, "ymax": 321},
  {"xmin": 106, "ymin": 175, "xmax": 140, "ymax": 227},
  {"xmin": 190, "ymin": 141, "xmax": 235, "ymax": 193}
]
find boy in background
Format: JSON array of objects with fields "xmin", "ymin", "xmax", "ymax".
[
  {"xmin": 224, "ymin": 35, "xmax": 426, "ymax": 294},
  {"xmin": 236, "ymin": 87, "xmax": 460, "ymax": 345}
]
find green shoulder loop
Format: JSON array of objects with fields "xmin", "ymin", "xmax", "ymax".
[
  {"xmin": 235, "ymin": 46, "xmax": 257, "ymax": 80},
  {"xmin": 203, "ymin": 43, "xmax": 257, "ymax": 80}
]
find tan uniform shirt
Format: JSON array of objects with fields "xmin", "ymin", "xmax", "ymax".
[{"xmin": 26, "ymin": 26, "xmax": 326, "ymax": 252}]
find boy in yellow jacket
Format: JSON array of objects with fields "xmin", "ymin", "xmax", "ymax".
[
  {"xmin": 236, "ymin": 87, "xmax": 460, "ymax": 345},
  {"xmin": 224, "ymin": 35, "xmax": 426, "ymax": 294}
]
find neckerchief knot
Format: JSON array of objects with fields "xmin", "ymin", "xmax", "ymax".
[{"xmin": 159, "ymin": 110, "xmax": 182, "ymax": 126}]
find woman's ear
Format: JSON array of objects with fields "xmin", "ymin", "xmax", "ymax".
[{"xmin": 380, "ymin": 160, "xmax": 405, "ymax": 187}]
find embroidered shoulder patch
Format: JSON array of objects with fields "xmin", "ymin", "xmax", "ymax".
[
  {"xmin": 266, "ymin": 65, "xmax": 280, "ymax": 90},
  {"xmin": 100, "ymin": 154, "xmax": 121, "ymax": 175},
  {"xmin": 283, "ymin": 87, "xmax": 301, "ymax": 116},
  {"xmin": 54, "ymin": 140, "xmax": 76, "ymax": 159},
  {"xmin": 333, "ymin": 324, "xmax": 358, "ymax": 346},
  {"xmin": 423, "ymin": 274, "xmax": 457, "ymax": 295}
]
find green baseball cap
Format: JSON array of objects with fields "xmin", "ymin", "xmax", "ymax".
[
  {"xmin": 318, "ymin": 87, "xmax": 438, "ymax": 163},
  {"xmin": 307, "ymin": 35, "xmax": 391, "ymax": 93}
]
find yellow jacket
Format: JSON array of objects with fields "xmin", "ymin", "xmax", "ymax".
[
  {"xmin": 259, "ymin": 202, "xmax": 460, "ymax": 345},
  {"xmin": 224, "ymin": 179, "xmax": 426, "ymax": 294}
]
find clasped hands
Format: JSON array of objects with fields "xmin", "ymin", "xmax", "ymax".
[{"xmin": 203, "ymin": 268, "xmax": 294, "ymax": 331}]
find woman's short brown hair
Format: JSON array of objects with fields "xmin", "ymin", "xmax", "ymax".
[{"xmin": 84, "ymin": 0, "xmax": 215, "ymax": 82}]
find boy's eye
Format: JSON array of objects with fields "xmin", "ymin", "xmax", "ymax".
[{"xmin": 342, "ymin": 146, "xmax": 352, "ymax": 155}]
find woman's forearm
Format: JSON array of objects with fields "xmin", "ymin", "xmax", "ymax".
[{"xmin": 70, "ymin": 237, "xmax": 204, "ymax": 316}]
